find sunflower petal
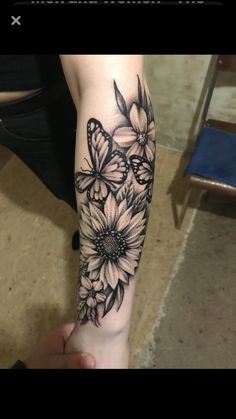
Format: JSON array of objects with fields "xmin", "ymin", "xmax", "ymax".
[
  {"xmin": 125, "ymin": 249, "xmax": 140, "ymax": 260},
  {"xmin": 106, "ymin": 260, "xmax": 119, "ymax": 289},
  {"xmin": 99, "ymin": 262, "xmax": 109, "ymax": 289},
  {"xmin": 127, "ymin": 235, "xmax": 145, "ymax": 248},
  {"xmin": 118, "ymin": 256, "xmax": 137, "ymax": 275},
  {"xmin": 104, "ymin": 193, "xmax": 119, "ymax": 228},
  {"xmin": 88, "ymin": 256, "xmax": 103, "ymax": 271},
  {"xmin": 116, "ymin": 207, "xmax": 133, "ymax": 231},
  {"xmin": 124, "ymin": 210, "xmax": 146, "ymax": 236},
  {"xmin": 89, "ymin": 203, "xmax": 107, "ymax": 230}
]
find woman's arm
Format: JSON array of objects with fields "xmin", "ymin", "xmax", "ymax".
[{"xmin": 60, "ymin": 55, "xmax": 156, "ymax": 368}]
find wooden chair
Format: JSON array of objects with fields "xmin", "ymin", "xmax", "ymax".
[{"xmin": 177, "ymin": 55, "xmax": 236, "ymax": 229}]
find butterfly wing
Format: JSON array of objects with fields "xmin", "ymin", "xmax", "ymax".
[
  {"xmin": 101, "ymin": 150, "xmax": 129, "ymax": 185},
  {"xmin": 87, "ymin": 179, "xmax": 109, "ymax": 203},
  {"xmin": 87, "ymin": 118, "xmax": 112, "ymax": 172},
  {"xmin": 130, "ymin": 155, "xmax": 153, "ymax": 185},
  {"xmin": 81, "ymin": 119, "xmax": 129, "ymax": 202},
  {"xmin": 74, "ymin": 171, "xmax": 95, "ymax": 193},
  {"xmin": 75, "ymin": 119, "xmax": 113, "ymax": 203}
]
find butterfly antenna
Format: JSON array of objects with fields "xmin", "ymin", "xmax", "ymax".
[
  {"xmin": 81, "ymin": 158, "xmax": 93, "ymax": 172},
  {"xmin": 84, "ymin": 158, "xmax": 93, "ymax": 169}
]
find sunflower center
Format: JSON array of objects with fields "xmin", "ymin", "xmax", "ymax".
[
  {"xmin": 104, "ymin": 235, "xmax": 119, "ymax": 254},
  {"xmin": 95, "ymin": 230, "xmax": 126, "ymax": 261},
  {"xmin": 137, "ymin": 132, "xmax": 148, "ymax": 146}
]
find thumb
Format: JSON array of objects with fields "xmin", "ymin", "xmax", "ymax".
[
  {"xmin": 75, "ymin": 353, "xmax": 96, "ymax": 369},
  {"xmin": 49, "ymin": 352, "xmax": 96, "ymax": 369}
]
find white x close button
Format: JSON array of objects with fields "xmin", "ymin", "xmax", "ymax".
[{"xmin": 11, "ymin": 16, "xmax": 21, "ymax": 26}]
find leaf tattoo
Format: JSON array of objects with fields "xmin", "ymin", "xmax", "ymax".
[{"xmin": 114, "ymin": 80, "xmax": 128, "ymax": 117}]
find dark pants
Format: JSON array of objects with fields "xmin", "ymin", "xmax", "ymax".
[{"xmin": 0, "ymin": 81, "xmax": 78, "ymax": 212}]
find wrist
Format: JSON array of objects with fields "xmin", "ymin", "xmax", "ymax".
[{"xmin": 65, "ymin": 323, "xmax": 130, "ymax": 369}]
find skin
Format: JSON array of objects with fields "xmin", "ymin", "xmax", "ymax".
[
  {"xmin": 24, "ymin": 323, "xmax": 96, "ymax": 369},
  {"xmin": 0, "ymin": 88, "xmax": 42, "ymax": 103},
  {"xmin": 59, "ymin": 55, "xmax": 156, "ymax": 368}
]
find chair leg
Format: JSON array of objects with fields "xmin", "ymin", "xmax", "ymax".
[
  {"xmin": 202, "ymin": 190, "xmax": 210, "ymax": 202},
  {"xmin": 177, "ymin": 186, "xmax": 193, "ymax": 230}
]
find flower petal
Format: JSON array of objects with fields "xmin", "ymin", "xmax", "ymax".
[
  {"xmin": 106, "ymin": 260, "xmax": 119, "ymax": 289},
  {"xmin": 79, "ymin": 222, "xmax": 96, "ymax": 241},
  {"xmin": 100, "ymin": 262, "xmax": 109, "ymax": 289},
  {"xmin": 145, "ymin": 140, "xmax": 155, "ymax": 161},
  {"xmin": 118, "ymin": 199, "xmax": 128, "ymax": 216},
  {"xmin": 93, "ymin": 280, "xmax": 103, "ymax": 292},
  {"xmin": 104, "ymin": 192, "xmax": 119, "ymax": 228},
  {"xmin": 116, "ymin": 207, "xmax": 133, "ymax": 231},
  {"xmin": 118, "ymin": 257, "xmax": 137, "ymax": 275},
  {"xmin": 89, "ymin": 202, "xmax": 106, "ymax": 229},
  {"xmin": 123, "ymin": 210, "xmax": 146, "ymax": 236},
  {"xmin": 125, "ymin": 225, "xmax": 145, "ymax": 244},
  {"xmin": 119, "ymin": 270, "xmax": 129, "ymax": 284},
  {"xmin": 87, "ymin": 256, "xmax": 103, "ymax": 271},
  {"xmin": 127, "ymin": 141, "xmax": 143, "ymax": 158},
  {"xmin": 127, "ymin": 235, "xmax": 145, "ymax": 248},
  {"xmin": 129, "ymin": 103, "xmax": 148, "ymax": 133},
  {"xmin": 125, "ymin": 249, "xmax": 140, "ymax": 260},
  {"xmin": 96, "ymin": 292, "xmax": 106, "ymax": 303},
  {"xmin": 89, "ymin": 269, "xmax": 100, "ymax": 280},
  {"xmin": 87, "ymin": 297, "xmax": 97, "ymax": 308},
  {"xmin": 81, "ymin": 245, "xmax": 97, "ymax": 256},
  {"xmin": 148, "ymin": 137, "xmax": 156, "ymax": 151},
  {"xmin": 113, "ymin": 126, "xmax": 137, "ymax": 147},
  {"xmin": 81, "ymin": 276, "xmax": 92, "ymax": 290},
  {"xmin": 82, "ymin": 240, "xmax": 96, "ymax": 250},
  {"xmin": 79, "ymin": 286, "xmax": 89, "ymax": 299},
  {"xmin": 147, "ymin": 121, "xmax": 155, "ymax": 142},
  {"xmin": 81, "ymin": 210, "xmax": 93, "ymax": 227}
]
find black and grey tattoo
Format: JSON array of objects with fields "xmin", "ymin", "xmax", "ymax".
[{"xmin": 75, "ymin": 76, "xmax": 156, "ymax": 326}]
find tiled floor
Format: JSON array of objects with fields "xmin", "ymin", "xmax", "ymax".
[{"xmin": 0, "ymin": 145, "xmax": 200, "ymax": 368}]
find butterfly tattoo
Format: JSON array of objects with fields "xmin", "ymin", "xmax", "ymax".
[
  {"xmin": 75, "ymin": 118, "xmax": 129, "ymax": 203},
  {"xmin": 130, "ymin": 155, "xmax": 154, "ymax": 203}
]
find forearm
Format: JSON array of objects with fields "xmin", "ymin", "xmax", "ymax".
[{"xmin": 60, "ymin": 55, "xmax": 156, "ymax": 367}]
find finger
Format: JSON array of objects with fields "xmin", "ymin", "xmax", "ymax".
[
  {"xmin": 50, "ymin": 323, "xmax": 75, "ymax": 341},
  {"xmin": 45, "ymin": 323, "xmax": 76, "ymax": 351},
  {"xmin": 60, "ymin": 323, "xmax": 76, "ymax": 343},
  {"xmin": 74, "ymin": 353, "xmax": 96, "ymax": 369},
  {"xmin": 47, "ymin": 352, "xmax": 96, "ymax": 369}
]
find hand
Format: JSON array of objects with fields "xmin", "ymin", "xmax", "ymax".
[
  {"xmin": 24, "ymin": 323, "xmax": 96, "ymax": 369},
  {"xmin": 65, "ymin": 323, "xmax": 130, "ymax": 369}
]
